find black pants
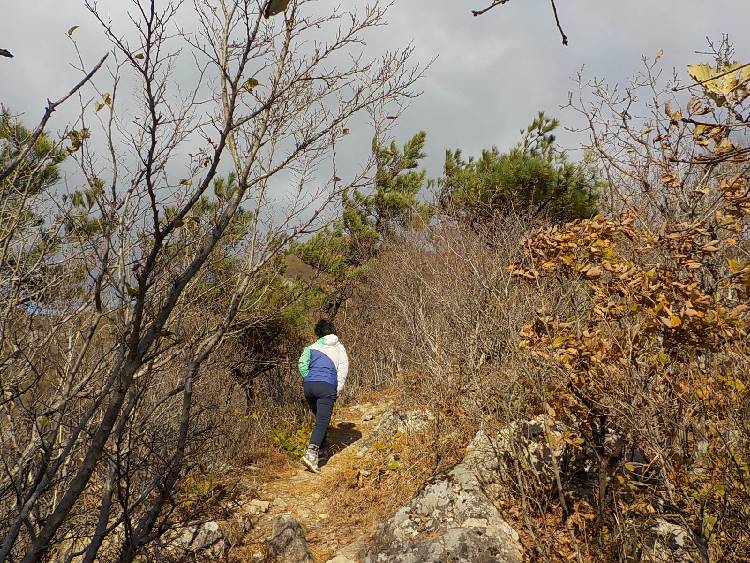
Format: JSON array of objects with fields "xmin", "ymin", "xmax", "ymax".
[{"xmin": 303, "ymin": 381, "xmax": 337, "ymax": 448}]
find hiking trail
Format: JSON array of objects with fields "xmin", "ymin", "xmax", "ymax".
[{"xmin": 229, "ymin": 399, "xmax": 395, "ymax": 562}]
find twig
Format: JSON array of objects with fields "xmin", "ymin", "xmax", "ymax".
[
  {"xmin": 550, "ymin": 0, "xmax": 568, "ymax": 46},
  {"xmin": 471, "ymin": 0, "xmax": 510, "ymax": 17},
  {"xmin": 0, "ymin": 53, "xmax": 108, "ymax": 183},
  {"xmin": 472, "ymin": 0, "xmax": 569, "ymax": 47}
]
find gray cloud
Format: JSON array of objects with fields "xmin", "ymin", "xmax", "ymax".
[{"xmin": 2, "ymin": 0, "xmax": 749, "ymax": 181}]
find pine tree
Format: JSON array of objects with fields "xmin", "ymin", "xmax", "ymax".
[
  {"xmin": 439, "ymin": 112, "xmax": 601, "ymax": 226},
  {"xmin": 291, "ymin": 132, "xmax": 430, "ymax": 316}
]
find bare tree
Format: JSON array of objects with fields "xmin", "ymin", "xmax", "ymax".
[{"xmin": 0, "ymin": 0, "xmax": 422, "ymax": 560}]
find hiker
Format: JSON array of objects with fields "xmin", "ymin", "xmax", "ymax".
[{"xmin": 298, "ymin": 319, "xmax": 349, "ymax": 473}]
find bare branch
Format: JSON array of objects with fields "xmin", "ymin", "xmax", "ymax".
[{"xmin": 0, "ymin": 54, "xmax": 108, "ymax": 183}]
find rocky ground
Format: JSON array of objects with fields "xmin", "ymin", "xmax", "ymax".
[
  {"xmin": 168, "ymin": 397, "xmax": 525, "ymax": 562},
  {"xmin": 165, "ymin": 400, "xmax": 703, "ymax": 562},
  {"xmin": 229, "ymin": 400, "xmax": 394, "ymax": 562}
]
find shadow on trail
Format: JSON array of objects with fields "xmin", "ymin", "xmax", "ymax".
[{"xmin": 321, "ymin": 422, "xmax": 362, "ymax": 466}]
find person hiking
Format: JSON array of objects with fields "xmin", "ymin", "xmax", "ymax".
[{"xmin": 298, "ymin": 319, "xmax": 349, "ymax": 473}]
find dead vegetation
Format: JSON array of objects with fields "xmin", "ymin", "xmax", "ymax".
[{"xmin": 1, "ymin": 1, "xmax": 749, "ymax": 557}]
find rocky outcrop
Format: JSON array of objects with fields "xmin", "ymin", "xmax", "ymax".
[
  {"xmin": 357, "ymin": 408, "xmax": 434, "ymax": 455},
  {"xmin": 326, "ymin": 539, "xmax": 366, "ymax": 563},
  {"xmin": 639, "ymin": 520, "xmax": 706, "ymax": 562},
  {"xmin": 267, "ymin": 515, "xmax": 314, "ymax": 563},
  {"xmin": 248, "ymin": 498, "xmax": 270, "ymax": 515},
  {"xmin": 464, "ymin": 415, "xmax": 566, "ymax": 497},
  {"xmin": 363, "ymin": 445, "xmax": 523, "ymax": 562}
]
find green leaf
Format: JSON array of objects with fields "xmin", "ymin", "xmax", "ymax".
[
  {"xmin": 624, "ymin": 463, "xmax": 636, "ymax": 472},
  {"xmin": 727, "ymin": 377, "xmax": 747, "ymax": 393},
  {"xmin": 244, "ymin": 77, "xmax": 260, "ymax": 92},
  {"xmin": 126, "ymin": 284, "xmax": 139, "ymax": 298},
  {"xmin": 134, "ymin": 52, "xmax": 145, "ymax": 60},
  {"xmin": 703, "ymin": 514, "xmax": 718, "ymax": 540},
  {"xmin": 67, "ymin": 25, "xmax": 79, "ymax": 38}
]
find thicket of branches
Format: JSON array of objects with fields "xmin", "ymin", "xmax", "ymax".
[
  {"xmin": 2, "ymin": 1, "xmax": 748, "ymax": 559},
  {"xmin": 336, "ymin": 40, "xmax": 750, "ymax": 560},
  {"xmin": 0, "ymin": 0, "xmax": 421, "ymax": 559}
]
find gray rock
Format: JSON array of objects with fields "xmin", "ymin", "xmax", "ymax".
[
  {"xmin": 358, "ymin": 409, "xmax": 434, "ymax": 454},
  {"xmin": 327, "ymin": 538, "xmax": 366, "ymax": 562},
  {"xmin": 364, "ymin": 457, "xmax": 522, "ymax": 562},
  {"xmin": 174, "ymin": 520, "xmax": 227, "ymax": 559},
  {"xmin": 248, "ymin": 498, "xmax": 270, "ymax": 514},
  {"xmin": 641, "ymin": 520, "xmax": 706, "ymax": 562},
  {"xmin": 267, "ymin": 515, "xmax": 314, "ymax": 563},
  {"xmin": 464, "ymin": 415, "xmax": 566, "ymax": 494}
]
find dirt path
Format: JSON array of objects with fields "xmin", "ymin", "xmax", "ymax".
[{"xmin": 229, "ymin": 400, "xmax": 394, "ymax": 562}]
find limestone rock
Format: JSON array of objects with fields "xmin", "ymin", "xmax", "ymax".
[
  {"xmin": 267, "ymin": 515, "xmax": 314, "ymax": 563},
  {"xmin": 327, "ymin": 538, "xmax": 366, "ymax": 563},
  {"xmin": 248, "ymin": 498, "xmax": 270, "ymax": 515},
  {"xmin": 464, "ymin": 415, "xmax": 566, "ymax": 494},
  {"xmin": 358, "ymin": 408, "xmax": 434, "ymax": 454},
  {"xmin": 641, "ymin": 520, "xmax": 705, "ymax": 562},
  {"xmin": 364, "ymin": 457, "xmax": 522, "ymax": 562},
  {"xmin": 174, "ymin": 520, "xmax": 227, "ymax": 559}
]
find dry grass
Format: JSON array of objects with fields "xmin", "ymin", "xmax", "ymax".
[{"xmin": 319, "ymin": 395, "xmax": 476, "ymax": 551}]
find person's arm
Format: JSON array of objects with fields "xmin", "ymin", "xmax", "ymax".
[
  {"xmin": 298, "ymin": 347, "xmax": 311, "ymax": 378},
  {"xmin": 337, "ymin": 346, "xmax": 349, "ymax": 394}
]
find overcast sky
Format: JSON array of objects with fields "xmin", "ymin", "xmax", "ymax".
[{"xmin": 2, "ymin": 0, "xmax": 750, "ymax": 180}]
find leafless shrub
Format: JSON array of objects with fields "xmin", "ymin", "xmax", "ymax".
[{"xmin": 0, "ymin": 0, "xmax": 422, "ymax": 559}]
